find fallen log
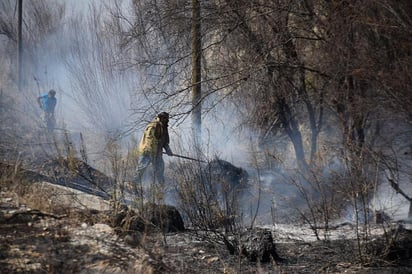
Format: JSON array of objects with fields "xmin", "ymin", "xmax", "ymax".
[{"xmin": 4, "ymin": 209, "xmax": 67, "ymax": 223}]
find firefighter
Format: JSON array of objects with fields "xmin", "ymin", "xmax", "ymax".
[
  {"xmin": 37, "ymin": 89, "xmax": 57, "ymax": 132},
  {"xmin": 135, "ymin": 112, "xmax": 173, "ymax": 185}
]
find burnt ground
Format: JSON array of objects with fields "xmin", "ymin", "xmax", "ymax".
[
  {"xmin": 1, "ymin": 161, "xmax": 412, "ymax": 273},
  {"xmin": 2, "ymin": 190, "xmax": 412, "ymax": 273}
]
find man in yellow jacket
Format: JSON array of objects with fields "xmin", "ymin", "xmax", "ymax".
[{"xmin": 135, "ymin": 112, "xmax": 173, "ymax": 185}]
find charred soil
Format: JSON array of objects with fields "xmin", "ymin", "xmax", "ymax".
[{"xmin": 1, "ymin": 162, "xmax": 411, "ymax": 273}]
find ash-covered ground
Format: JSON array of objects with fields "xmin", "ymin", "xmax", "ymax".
[
  {"xmin": 0, "ymin": 157, "xmax": 411, "ymax": 273},
  {"xmin": 1, "ymin": 179, "xmax": 412, "ymax": 274}
]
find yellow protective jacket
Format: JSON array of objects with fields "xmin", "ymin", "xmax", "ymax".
[{"xmin": 137, "ymin": 118, "xmax": 171, "ymax": 158}]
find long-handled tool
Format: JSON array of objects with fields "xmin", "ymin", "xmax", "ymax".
[
  {"xmin": 164, "ymin": 152, "xmax": 207, "ymax": 163},
  {"xmin": 33, "ymin": 75, "xmax": 41, "ymax": 97}
]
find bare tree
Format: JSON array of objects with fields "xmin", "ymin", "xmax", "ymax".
[
  {"xmin": 191, "ymin": 0, "xmax": 202, "ymax": 144},
  {"xmin": 318, "ymin": 0, "xmax": 412, "ymax": 217},
  {"xmin": 115, "ymin": 1, "xmax": 327, "ymax": 174},
  {"xmin": 0, "ymin": 0, "xmax": 65, "ymax": 90},
  {"xmin": 17, "ymin": 0, "xmax": 23, "ymax": 91}
]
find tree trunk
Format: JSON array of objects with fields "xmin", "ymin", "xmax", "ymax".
[
  {"xmin": 191, "ymin": 0, "xmax": 202, "ymax": 145},
  {"xmin": 17, "ymin": 0, "xmax": 23, "ymax": 91}
]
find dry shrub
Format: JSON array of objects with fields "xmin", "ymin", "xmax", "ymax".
[{"xmin": 170, "ymin": 158, "xmax": 247, "ymax": 233}]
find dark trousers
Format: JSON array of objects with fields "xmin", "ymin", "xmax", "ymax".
[
  {"xmin": 43, "ymin": 112, "xmax": 55, "ymax": 132},
  {"xmin": 135, "ymin": 154, "xmax": 165, "ymax": 185}
]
